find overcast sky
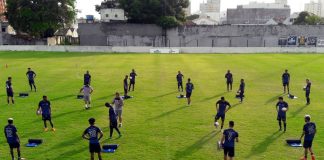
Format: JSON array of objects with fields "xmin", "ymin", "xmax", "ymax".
[{"xmin": 76, "ymin": 0, "xmax": 312, "ymax": 18}]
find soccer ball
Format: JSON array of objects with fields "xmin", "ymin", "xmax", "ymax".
[
  {"xmin": 214, "ymin": 122, "xmax": 219, "ymax": 128},
  {"xmin": 303, "ymin": 87, "xmax": 306, "ymax": 91},
  {"xmin": 282, "ymin": 107, "xmax": 287, "ymax": 112},
  {"xmin": 36, "ymin": 110, "xmax": 42, "ymax": 115}
]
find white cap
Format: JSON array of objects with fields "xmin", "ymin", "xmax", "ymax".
[
  {"xmin": 305, "ymin": 115, "xmax": 311, "ymax": 118},
  {"xmin": 8, "ymin": 118, "xmax": 13, "ymax": 121}
]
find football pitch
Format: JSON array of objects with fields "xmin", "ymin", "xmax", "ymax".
[{"xmin": 0, "ymin": 51, "xmax": 323, "ymax": 160}]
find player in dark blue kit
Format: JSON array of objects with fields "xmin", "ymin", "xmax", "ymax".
[
  {"xmin": 300, "ymin": 115, "xmax": 316, "ymax": 160},
  {"xmin": 84, "ymin": 71, "xmax": 91, "ymax": 85},
  {"xmin": 124, "ymin": 75, "xmax": 129, "ymax": 98},
  {"xmin": 304, "ymin": 79, "xmax": 312, "ymax": 105},
  {"xmin": 6, "ymin": 77, "xmax": 14, "ymax": 105},
  {"xmin": 225, "ymin": 70, "xmax": 233, "ymax": 92},
  {"xmin": 237, "ymin": 79, "xmax": 245, "ymax": 103},
  {"xmin": 186, "ymin": 78, "xmax": 194, "ymax": 106},
  {"xmin": 82, "ymin": 118, "xmax": 103, "ymax": 160},
  {"xmin": 37, "ymin": 96, "xmax": 55, "ymax": 132},
  {"xmin": 105, "ymin": 103, "xmax": 122, "ymax": 139},
  {"xmin": 215, "ymin": 97, "xmax": 231, "ymax": 130},
  {"xmin": 221, "ymin": 121, "xmax": 239, "ymax": 160},
  {"xmin": 26, "ymin": 68, "xmax": 37, "ymax": 92},
  {"xmin": 282, "ymin": 69, "xmax": 290, "ymax": 94},
  {"xmin": 276, "ymin": 97, "xmax": 288, "ymax": 132},
  {"xmin": 4, "ymin": 118, "xmax": 23, "ymax": 160},
  {"xmin": 176, "ymin": 71, "xmax": 184, "ymax": 92},
  {"xmin": 128, "ymin": 69, "xmax": 137, "ymax": 92}
]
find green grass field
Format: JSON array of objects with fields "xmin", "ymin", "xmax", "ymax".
[{"xmin": 0, "ymin": 52, "xmax": 323, "ymax": 160}]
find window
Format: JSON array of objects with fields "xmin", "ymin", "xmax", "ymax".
[
  {"xmin": 106, "ymin": 14, "xmax": 109, "ymax": 17},
  {"xmin": 115, "ymin": 14, "xmax": 118, "ymax": 18},
  {"xmin": 2, "ymin": 27, "xmax": 6, "ymax": 32}
]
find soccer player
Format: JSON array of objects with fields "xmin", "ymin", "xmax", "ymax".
[
  {"xmin": 176, "ymin": 71, "xmax": 184, "ymax": 92},
  {"xmin": 84, "ymin": 71, "xmax": 91, "ymax": 85},
  {"xmin": 6, "ymin": 77, "xmax": 14, "ymax": 105},
  {"xmin": 124, "ymin": 75, "xmax": 129, "ymax": 97},
  {"xmin": 282, "ymin": 69, "xmax": 290, "ymax": 94},
  {"xmin": 185, "ymin": 78, "xmax": 194, "ymax": 106},
  {"xmin": 215, "ymin": 97, "xmax": 231, "ymax": 130},
  {"xmin": 225, "ymin": 70, "xmax": 233, "ymax": 92},
  {"xmin": 276, "ymin": 97, "xmax": 288, "ymax": 132},
  {"xmin": 82, "ymin": 118, "xmax": 103, "ymax": 160},
  {"xmin": 221, "ymin": 121, "xmax": 239, "ymax": 160},
  {"xmin": 237, "ymin": 79, "xmax": 245, "ymax": 103},
  {"xmin": 105, "ymin": 103, "xmax": 122, "ymax": 138},
  {"xmin": 304, "ymin": 79, "xmax": 312, "ymax": 105},
  {"xmin": 300, "ymin": 115, "xmax": 316, "ymax": 160},
  {"xmin": 112, "ymin": 92, "xmax": 124, "ymax": 128},
  {"xmin": 128, "ymin": 69, "xmax": 137, "ymax": 92},
  {"xmin": 4, "ymin": 118, "xmax": 22, "ymax": 160},
  {"xmin": 37, "ymin": 96, "xmax": 55, "ymax": 132},
  {"xmin": 80, "ymin": 84, "xmax": 94, "ymax": 109},
  {"xmin": 26, "ymin": 68, "xmax": 36, "ymax": 92}
]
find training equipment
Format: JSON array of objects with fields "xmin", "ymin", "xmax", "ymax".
[
  {"xmin": 36, "ymin": 109, "xmax": 42, "ymax": 115},
  {"xmin": 281, "ymin": 107, "xmax": 287, "ymax": 112},
  {"xmin": 77, "ymin": 95, "xmax": 84, "ymax": 99},
  {"xmin": 214, "ymin": 122, "xmax": 219, "ymax": 128},
  {"xmin": 102, "ymin": 144, "xmax": 119, "ymax": 153},
  {"xmin": 26, "ymin": 139, "xmax": 43, "ymax": 147},
  {"xmin": 288, "ymin": 94, "xmax": 298, "ymax": 99},
  {"xmin": 217, "ymin": 141, "xmax": 223, "ymax": 150},
  {"xmin": 122, "ymin": 95, "xmax": 133, "ymax": 100},
  {"xmin": 235, "ymin": 94, "xmax": 244, "ymax": 99},
  {"xmin": 19, "ymin": 93, "xmax": 29, "ymax": 98},
  {"xmin": 286, "ymin": 139, "xmax": 302, "ymax": 147},
  {"xmin": 177, "ymin": 94, "xmax": 187, "ymax": 99}
]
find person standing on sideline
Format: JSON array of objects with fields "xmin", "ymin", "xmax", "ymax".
[
  {"xmin": 300, "ymin": 115, "xmax": 316, "ymax": 160},
  {"xmin": 112, "ymin": 92, "xmax": 124, "ymax": 128},
  {"xmin": 124, "ymin": 75, "xmax": 129, "ymax": 98},
  {"xmin": 82, "ymin": 118, "xmax": 103, "ymax": 160},
  {"xmin": 129, "ymin": 69, "xmax": 137, "ymax": 92},
  {"xmin": 225, "ymin": 70, "xmax": 233, "ymax": 92},
  {"xmin": 105, "ymin": 103, "xmax": 122, "ymax": 139},
  {"xmin": 221, "ymin": 121, "xmax": 239, "ymax": 160},
  {"xmin": 26, "ymin": 68, "xmax": 37, "ymax": 92},
  {"xmin": 276, "ymin": 97, "xmax": 288, "ymax": 132},
  {"xmin": 176, "ymin": 71, "xmax": 184, "ymax": 92},
  {"xmin": 237, "ymin": 79, "xmax": 245, "ymax": 103},
  {"xmin": 304, "ymin": 79, "xmax": 312, "ymax": 105},
  {"xmin": 37, "ymin": 96, "xmax": 55, "ymax": 132},
  {"xmin": 84, "ymin": 71, "xmax": 91, "ymax": 85},
  {"xmin": 282, "ymin": 69, "xmax": 290, "ymax": 94},
  {"xmin": 6, "ymin": 77, "xmax": 14, "ymax": 105},
  {"xmin": 185, "ymin": 78, "xmax": 194, "ymax": 106},
  {"xmin": 80, "ymin": 84, "xmax": 94, "ymax": 109},
  {"xmin": 215, "ymin": 97, "xmax": 231, "ymax": 130},
  {"xmin": 4, "ymin": 118, "xmax": 23, "ymax": 160}
]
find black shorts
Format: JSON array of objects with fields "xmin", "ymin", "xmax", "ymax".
[
  {"xmin": 224, "ymin": 147, "xmax": 235, "ymax": 157},
  {"xmin": 277, "ymin": 115, "xmax": 286, "ymax": 121},
  {"xmin": 178, "ymin": 82, "xmax": 183, "ymax": 87},
  {"xmin": 215, "ymin": 113, "xmax": 225, "ymax": 121},
  {"xmin": 7, "ymin": 91, "xmax": 13, "ymax": 97},
  {"xmin": 29, "ymin": 79, "xmax": 35, "ymax": 85},
  {"xmin": 9, "ymin": 142, "xmax": 20, "ymax": 149},
  {"xmin": 110, "ymin": 120, "xmax": 118, "ymax": 128},
  {"xmin": 186, "ymin": 92, "xmax": 192, "ymax": 98},
  {"xmin": 303, "ymin": 140, "xmax": 313, "ymax": 148},
  {"xmin": 306, "ymin": 92, "xmax": 310, "ymax": 97},
  {"xmin": 130, "ymin": 81, "xmax": 135, "ymax": 85},
  {"xmin": 283, "ymin": 82, "xmax": 289, "ymax": 86},
  {"xmin": 42, "ymin": 114, "xmax": 52, "ymax": 121},
  {"xmin": 226, "ymin": 81, "xmax": 233, "ymax": 85},
  {"xmin": 89, "ymin": 143, "xmax": 101, "ymax": 153}
]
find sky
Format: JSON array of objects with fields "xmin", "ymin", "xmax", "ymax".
[{"xmin": 76, "ymin": 0, "xmax": 312, "ymax": 18}]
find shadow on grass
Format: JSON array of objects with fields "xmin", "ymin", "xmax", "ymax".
[
  {"xmin": 50, "ymin": 94, "xmax": 75, "ymax": 102},
  {"xmin": 152, "ymin": 91, "xmax": 178, "ymax": 99},
  {"xmin": 174, "ymin": 130, "xmax": 221, "ymax": 159},
  {"xmin": 227, "ymin": 103, "xmax": 241, "ymax": 112},
  {"xmin": 199, "ymin": 92, "xmax": 227, "ymax": 102},
  {"xmin": 245, "ymin": 131, "xmax": 284, "ymax": 158},
  {"xmin": 291, "ymin": 105, "xmax": 308, "ymax": 118},
  {"xmin": 264, "ymin": 93, "xmax": 285, "ymax": 105},
  {"xmin": 147, "ymin": 105, "xmax": 188, "ymax": 121}
]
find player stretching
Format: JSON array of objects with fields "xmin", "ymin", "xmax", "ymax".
[
  {"xmin": 282, "ymin": 69, "xmax": 290, "ymax": 94},
  {"xmin": 4, "ymin": 118, "xmax": 23, "ymax": 160},
  {"xmin": 215, "ymin": 97, "xmax": 231, "ymax": 130},
  {"xmin": 176, "ymin": 71, "xmax": 184, "ymax": 92},
  {"xmin": 304, "ymin": 79, "xmax": 312, "ymax": 105},
  {"xmin": 300, "ymin": 115, "xmax": 316, "ymax": 160},
  {"xmin": 112, "ymin": 92, "xmax": 124, "ymax": 127},
  {"xmin": 221, "ymin": 121, "xmax": 239, "ymax": 160},
  {"xmin": 276, "ymin": 97, "xmax": 288, "ymax": 132},
  {"xmin": 6, "ymin": 77, "xmax": 14, "ymax": 105},
  {"xmin": 105, "ymin": 103, "xmax": 122, "ymax": 138},
  {"xmin": 37, "ymin": 96, "xmax": 55, "ymax": 132},
  {"xmin": 26, "ymin": 68, "xmax": 36, "ymax": 92},
  {"xmin": 129, "ymin": 69, "xmax": 137, "ymax": 92},
  {"xmin": 237, "ymin": 79, "xmax": 245, "ymax": 103},
  {"xmin": 185, "ymin": 78, "xmax": 194, "ymax": 106},
  {"xmin": 80, "ymin": 84, "xmax": 94, "ymax": 109},
  {"xmin": 82, "ymin": 118, "xmax": 103, "ymax": 160},
  {"xmin": 84, "ymin": 71, "xmax": 91, "ymax": 85},
  {"xmin": 225, "ymin": 70, "xmax": 233, "ymax": 92}
]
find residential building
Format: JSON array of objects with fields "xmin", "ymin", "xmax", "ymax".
[
  {"xmin": 200, "ymin": 0, "xmax": 220, "ymax": 13},
  {"xmin": 275, "ymin": 0, "xmax": 287, "ymax": 5},
  {"xmin": 305, "ymin": 0, "xmax": 321, "ymax": 16}
]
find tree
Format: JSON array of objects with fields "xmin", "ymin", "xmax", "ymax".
[
  {"xmin": 6, "ymin": 0, "xmax": 76, "ymax": 38},
  {"xmin": 186, "ymin": 14, "xmax": 199, "ymax": 21}
]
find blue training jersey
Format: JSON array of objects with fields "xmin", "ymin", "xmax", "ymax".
[
  {"xmin": 303, "ymin": 122, "xmax": 316, "ymax": 141},
  {"xmin": 4, "ymin": 124, "xmax": 19, "ymax": 144},
  {"xmin": 130, "ymin": 72, "xmax": 137, "ymax": 81},
  {"xmin": 6, "ymin": 81, "xmax": 12, "ymax": 92},
  {"xmin": 276, "ymin": 101, "xmax": 288, "ymax": 116},
  {"xmin": 39, "ymin": 100, "xmax": 51, "ymax": 115},
  {"xmin": 186, "ymin": 83, "xmax": 194, "ymax": 93},
  {"xmin": 223, "ymin": 128, "xmax": 239, "ymax": 148},
  {"xmin": 177, "ymin": 74, "xmax": 183, "ymax": 82},
  {"xmin": 83, "ymin": 126, "xmax": 102, "ymax": 144},
  {"xmin": 109, "ymin": 107, "xmax": 117, "ymax": 122},
  {"xmin": 282, "ymin": 73, "xmax": 290, "ymax": 83},
  {"xmin": 306, "ymin": 83, "xmax": 311, "ymax": 93},
  {"xmin": 26, "ymin": 71, "xmax": 36, "ymax": 80},
  {"xmin": 225, "ymin": 73, "xmax": 233, "ymax": 82},
  {"xmin": 240, "ymin": 82, "xmax": 245, "ymax": 92},
  {"xmin": 217, "ymin": 100, "xmax": 230, "ymax": 114}
]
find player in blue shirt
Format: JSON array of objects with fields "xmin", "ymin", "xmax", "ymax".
[
  {"xmin": 26, "ymin": 68, "xmax": 37, "ymax": 92},
  {"xmin": 237, "ymin": 79, "xmax": 245, "ymax": 103},
  {"xmin": 37, "ymin": 96, "xmax": 55, "ymax": 132},
  {"xmin": 84, "ymin": 71, "xmax": 91, "ymax": 85},
  {"xmin": 105, "ymin": 103, "xmax": 122, "ymax": 139},
  {"xmin": 282, "ymin": 69, "xmax": 290, "ymax": 94},
  {"xmin": 4, "ymin": 118, "xmax": 22, "ymax": 160},
  {"xmin": 276, "ymin": 97, "xmax": 288, "ymax": 132},
  {"xmin": 300, "ymin": 115, "xmax": 316, "ymax": 160},
  {"xmin": 82, "ymin": 118, "xmax": 103, "ymax": 160},
  {"xmin": 215, "ymin": 97, "xmax": 231, "ymax": 130},
  {"xmin": 128, "ymin": 69, "xmax": 137, "ymax": 92},
  {"xmin": 225, "ymin": 70, "xmax": 233, "ymax": 92},
  {"xmin": 186, "ymin": 78, "xmax": 194, "ymax": 106},
  {"xmin": 304, "ymin": 79, "xmax": 312, "ymax": 105},
  {"xmin": 221, "ymin": 121, "xmax": 239, "ymax": 160},
  {"xmin": 176, "ymin": 71, "xmax": 184, "ymax": 92},
  {"xmin": 6, "ymin": 77, "xmax": 14, "ymax": 105}
]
